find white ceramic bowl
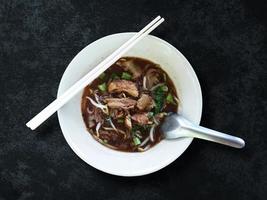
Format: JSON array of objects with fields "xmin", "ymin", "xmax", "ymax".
[{"xmin": 57, "ymin": 33, "xmax": 202, "ymax": 176}]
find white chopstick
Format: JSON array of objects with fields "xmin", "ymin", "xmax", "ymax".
[{"xmin": 26, "ymin": 16, "xmax": 164, "ymax": 130}]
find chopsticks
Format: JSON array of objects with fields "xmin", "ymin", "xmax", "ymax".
[{"xmin": 26, "ymin": 16, "xmax": 164, "ymax": 130}]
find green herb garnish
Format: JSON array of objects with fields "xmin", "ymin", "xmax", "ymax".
[
  {"xmin": 147, "ymin": 112, "xmax": 154, "ymax": 118},
  {"xmin": 99, "ymin": 72, "xmax": 106, "ymax": 80},
  {"xmin": 121, "ymin": 72, "xmax": 132, "ymax": 80},
  {"xmin": 166, "ymin": 93, "xmax": 176, "ymax": 105},
  {"xmin": 133, "ymin": 137, "xmax": 141, "ymax": 145},
  {"xmin": 153, "ymin": 86, "xmax": 166, "ymax": 114},
  {"xmin": 132, "ymin": 124, "xmax": 152, "ymax": 133},
  {"xmin": 117, "ymin": 119, "xmax": 124, "ymax": 123},
  {"xmin": 160, "ymin": 85, "xmax": 168, "ymax": 92},
  {"xmin": 98, "ymin": 82, "xmax": 107, "ymax": 92},
  {"xmin": 111, "ymin": 73, "xmax": 120, "ymax": 80}
]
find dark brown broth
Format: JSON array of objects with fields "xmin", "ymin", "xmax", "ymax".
[{"xmin": 81, "ymin": 57, "xmax": 178, "ymax": 152}]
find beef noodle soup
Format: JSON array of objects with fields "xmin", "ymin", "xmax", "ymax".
[{"xmin": 81, "ymin": 57, "xmax": 178, "ymax": 152}]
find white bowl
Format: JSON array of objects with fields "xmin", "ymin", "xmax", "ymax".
[{"xmin": 57, "ymin": 33, "xmax": 202, "ymax": 176}]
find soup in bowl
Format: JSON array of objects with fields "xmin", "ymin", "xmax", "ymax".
[
  {"xmin": 57, "ymin": 33, "xmax": 202, "ymax": 176},
  {"xmin": 81, "ymin": 57, "xmax": 179, "ymax": 152}
]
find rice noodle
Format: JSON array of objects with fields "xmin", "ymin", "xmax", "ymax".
[
  {"xmin": 88, "ymin": 88, "xmax": 93, "ymax": 94},
  {"xmin": 117, "ymin": 129, "xmax": 126, "ymax": 135},
  {"xmin": 94, "ymin": 93, "xmax": 101, "ymax": 104},
  {"xmin": 103, "ymin": 126, "xmax": 126, "ymax": 138},
  {"xmin": 107, "ymin": 118, "xmax": 118, "ymax": 132},
  {"xmin": 163, "ymin": 73, "xmax": 167, "ymax": 82},
  {"xmin": 143, "ymin": 76, "xmax": 147, "ymax": 90},
  {"xmin": 86, "ymin": 107, "xmax": 93, "ymax": 114},
  {"xmin": 96, "ymin": 122, "xmax": 101, "ymax": 137},
  {"xmin": 86, "ymin": 96, "xmax": 109, "ymax": 114},
  {"xmin": 140, "ymin": 136, "xmax": 150, "ymax": 147},
  {"xmin": 174, "ymin": 96, "xmax": 179, "ymax": 104},
  {"xmin": 162, "ymin": 112, "xmax": 168, "ymax": 116},
  {"xmin": 117, "ymin": 58, "xmax": 126, "ymax": 63},
  {"xmin": 135, "ymin": 130, "xmax": 142, "ymax": 138},
  {"xmin": 138, "ymin": 145, "xmax": 151, "ymax": 152},
  {"xmin": 152, "ymin": 116, "xmax": 159, "ymax": 125},
  {"xmin": 150, "ymin": 83, "xmax": 165, "ymax": 91},
  {"xmin": 149, "ymin": 125, "xmax": 156, "ymax": 142},
  {"xmin": 103, "ymin": 126, "xmax": 126, "ymax": 135},
  {"xmin": 102, "ymin": 127, "xmax": 114, "ymax": 131},
  {"xmin": 118, "ymin": 129, "xmax": 127, "ymax": 139}
]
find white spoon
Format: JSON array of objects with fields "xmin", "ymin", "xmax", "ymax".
[{"xmin": 161, "ymin": 113, "xmax": 245, "ymax": 148}]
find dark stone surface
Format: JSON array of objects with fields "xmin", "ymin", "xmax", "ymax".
[{"xmin": 0, "ymin": 0, "xmax": 266, "ymax": 199}]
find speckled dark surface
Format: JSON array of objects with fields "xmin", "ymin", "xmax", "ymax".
[{"xmin": 1, "ymin": 0, "xmax": 267, "ymax": 199}]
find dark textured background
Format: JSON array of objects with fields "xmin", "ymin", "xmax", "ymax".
[{"xmin": 1, "ymin": 0, "xmax": 267, "ymax": 199}]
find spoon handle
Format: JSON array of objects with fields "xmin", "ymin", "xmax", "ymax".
[{"xmin": 185, "ymin": 125, "xmax": 245, "ymax": 148}]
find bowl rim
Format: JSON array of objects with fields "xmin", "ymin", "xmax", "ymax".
[{"xmin": 57, "ymin": 32, "xmax": 203, "ymax": 176}]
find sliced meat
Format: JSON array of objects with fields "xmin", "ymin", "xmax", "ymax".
[
  {"xmin": 106, "ymin": 98, "xmax": 137, "ymax": 110},
  {"xmin": 108, "ymin": 80, "xmax": 139, "ymax": 97},
  {"xmin": 125, "ymin": 115, "xmax": 132, "ymax": 130},
  {"xmin": 137, "ymin": 94, "xmax": 154, "ymax": 111},
  {"xmin": 87, "ymin": 110, "xmax": 96, "ymax": 128},
  {"xmin": 131, "ymin": 113, "xmax": 151, "ymax": 125},
  {"xmin": 110, "ymin": 109, "xmax": 125, "ymax": 119},
  {"xmin": 99, "ymin": 130, "xmax": 120, "ymax": 143},
  {"xmin": 93, "ymin": 107, "xmax": 104, "ymax": 123},
  {"xmin": 88, "ymin": 120, "xmax": 95, "ymax": 128},
  {"xmin": 116, "ymin": 58, "xmax": 142, "ymax": 79},
  {"xmin": 145, "ymin": 68, "xmax": 161, "ymax": 89}
]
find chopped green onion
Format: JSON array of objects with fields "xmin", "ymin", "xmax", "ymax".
[
  {"xmin": 98, "ymin": 82, "xmax": 107, "ymax": 92},
  {"xmin": 111, "ymin": 73, "xmax": 120, "ymax": 80},
  {"xmin": 147, "ymin": 112, "xmax": 154, "ymax": 118},
  {"xmin": 166, "ymin": 93, "xmax": 176, "ymax": 105},
  {"xmin": 160, "ymin": 85, "xmax": 168, "ymax": 92},
  {"xmin": 133, "ymin": 137, "xmax": 141, "ymax": 146},
  {"xmin": 117, "ymin": 119, "xmax": 124, "ymax": 123},
  {"xmin": 121, "ymin": 72, "xmax": 132, "ymax": 80},
  {"xmin": 103, "ymin": 139, "xmax": 108, "ymax": 144},
  {"xmin": 99, "ymin": 72, "xmax": 106, "ymax": 80}
]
